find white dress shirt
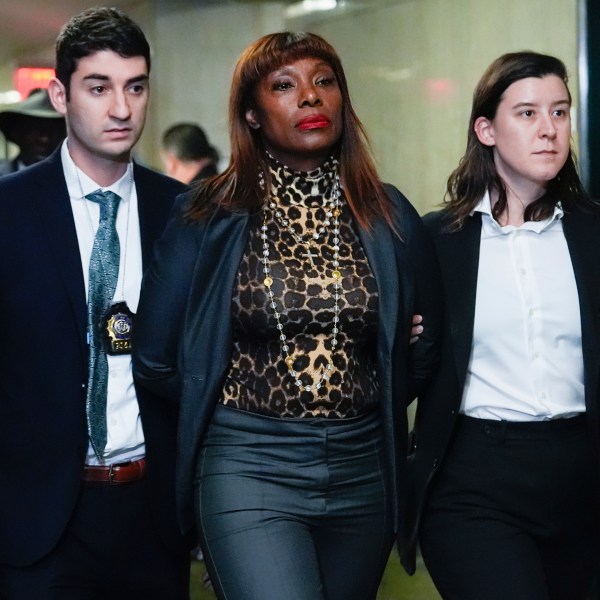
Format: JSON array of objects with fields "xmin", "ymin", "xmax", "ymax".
[
  {"xmin": 461, "ymin": 191, "xmax": 585, "ymax": 421},
  {"xmin": 61, "ymin": 140, "xmax": 145, "ymax": 464}
]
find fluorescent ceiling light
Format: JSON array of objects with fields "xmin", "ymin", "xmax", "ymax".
[{"xmin": 285, "ymin": 0, "xmax": 337, "ymax": 18}]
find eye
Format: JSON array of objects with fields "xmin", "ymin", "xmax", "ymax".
[
  {"xmin": 553, "ymin": 108, "xmax": 567, "ymax": 117},
  {"xmin": 272, "ymin": 80, "xmax": 293, "ymax": 91},
  {"xmin": 316, "ymin": 76, "xmax": 336, "ymax": 86},
  {"xmin": 129, "ymin": 83, "xmax": 147, "ymax": 95},
  {"xmin": 90, "ymin": 85, "xmax": 106, "ymax": 95},
  {"xmin": 521, "ymin": 109, "xmax": 534, "ymax": 117}
]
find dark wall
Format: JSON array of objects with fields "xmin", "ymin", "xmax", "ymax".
[{"xmin": 582, "ymin": 0, "xmax": 600, "ymax": 197}]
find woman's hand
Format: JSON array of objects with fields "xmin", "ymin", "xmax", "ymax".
[{"xmin": 410, "ymin": 314, "xmax": 423, "ymax": 345}]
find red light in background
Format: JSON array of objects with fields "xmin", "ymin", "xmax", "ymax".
[
  {"xmin": 425, "ymin": 78, "xmax": 456, "ymax": 105},
  {"xmin": 13, "ymin": 67, "xmax": 55, "ymax": 99}
]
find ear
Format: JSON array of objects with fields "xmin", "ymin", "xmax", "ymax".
[
  {"xmin": 47, "ymin": 77, "xmax": 68, "ymax": 117},
  {"xmin": 245, "ymin": 108, "xmax": 260, "ymax": 130},
  {"xmin": 474, "ymin": 116, "xmax": 495, "ymax": 147},
  {"xmin": 160, "ymin": 151, "xmax": 177, "ymax": 177}
]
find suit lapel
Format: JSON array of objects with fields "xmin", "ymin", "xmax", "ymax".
[
  {"xmin": 134, "ymin": 164, "xmax": 164, "ymax": 269},
  {"xmin": 31, "ymin": 151, "xmax": 88, "ymax": 355},
  {"xmin": 358, "ymin": 215, "xmax": 398, "ymax": 356},
  {"xmin": 563, "ymin": 209, "xmax": 600, "ymax": 406},
  {"xmin": 435, "ymin": 214, "xmax": 482, "ymax": 389}
]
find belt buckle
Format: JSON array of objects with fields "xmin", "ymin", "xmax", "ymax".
[{"xmin": 108, "ymin": 463, "xmax": 117, "ymax": 485}]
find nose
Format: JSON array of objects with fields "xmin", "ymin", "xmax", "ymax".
[
  {"xmin": 109, "ymin": 90, "xmax": 131, "ymax": 121},
  {"xmin": 299, "ymin": 83, "xmax": 322, "ymax": 107},
  {"xmin": 539, "ymin": 113, "xmax": 557, "ymax": 139}
]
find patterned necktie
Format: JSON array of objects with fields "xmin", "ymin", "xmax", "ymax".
[{"xmin": 85, "ymin": 190, "xmax": 121, "ymax": 458}]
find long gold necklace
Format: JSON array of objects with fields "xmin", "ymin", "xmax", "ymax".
[{"xmin": 259, "ymin": 167, "xmax": 342, "ymax": 394}]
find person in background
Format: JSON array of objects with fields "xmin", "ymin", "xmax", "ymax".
[
  {"xmin": 0, "ymin": 88, "xmax": 65, "ymax": 175},
  {"xmin": 133, "ymin": 31, "xmax": 441, "ymax": 600},
  {"xmin": 406, "ymin": 51, "xmax": 600, "ymax": 599},
  {"xmin": 160, "ymin": 122, "xmax": 219, "ymax": 184},
  {"xmin": 0, "ymin": 7, "xmax": 190, "ymax": 599}
]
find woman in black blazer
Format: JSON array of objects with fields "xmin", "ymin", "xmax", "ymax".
[
  {"xmin": 407, "ymin": 52, "xmax": 600, "ymax": 599},
  {"xmin": 133, "ymin": 32, "xmax": 441, "ymax": 600}
]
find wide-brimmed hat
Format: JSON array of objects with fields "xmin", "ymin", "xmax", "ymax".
[{"xmin": 0, "ymin": 89, "xmax": 63, "ymax": 142}]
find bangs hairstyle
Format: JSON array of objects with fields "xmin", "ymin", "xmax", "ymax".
[
  {"xmin": 445, "ymin": 51, "xmax": 593, "ymax": 230},
  {"xmin": 187, "ymin": 32, "xmax": 392, "ymax": 231}
]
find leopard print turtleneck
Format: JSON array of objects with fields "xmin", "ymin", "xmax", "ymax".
[{"xmin": 219, "ymin": 156, "xmax": 380, "ymax": 418}]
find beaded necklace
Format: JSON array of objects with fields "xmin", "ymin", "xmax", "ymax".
[{"xmin": 259, "ymin": 160, "xmax": 343, "ymax": 394}]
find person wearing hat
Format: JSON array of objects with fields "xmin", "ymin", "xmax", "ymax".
[
  {"xmin": 0, "ymin": 88, "xmax": 65, "ymax": 175},
  {"xmin": 160, "ymin": 122, "xmax": 219, "ymax": 184}
]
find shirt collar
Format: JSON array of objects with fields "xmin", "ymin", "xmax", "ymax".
[
  {"xmin": 61, "ymin": 139, "xmax": 133, "ymax": 202},
  {"xmin": 472, "ymin": 190, "xmax": 563, "ymax": 236}
]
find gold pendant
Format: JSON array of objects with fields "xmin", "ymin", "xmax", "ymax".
[
  {"xmin": 285, "ymin": 355, "xmax": 294, "ymax": 368},
  {"xmin": 264, "ymin": 276, "xmax": 273, "ymax": 287},
  {"xmin": 332, "ymin": 270, "xmax": 342, "ymax": 280},
  {"xmin": 333, "ymin": 208, "xmax": 341, "ymax": 218}
]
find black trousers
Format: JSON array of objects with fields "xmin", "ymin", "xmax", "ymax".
[
  {"xmin": 420, "ymin": 415, "xmax": 600, "ymax": 600},
  {"xmin": 0, "ymin": 478, "xmax": 190, "ymax": 600},
  {"xmin": 195, "ymin": 404, "xmax": 394, "ymax": 600}
]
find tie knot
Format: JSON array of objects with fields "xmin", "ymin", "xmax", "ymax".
[{"xmin": 85, "ymin": 190, "xmax": 122, "ymax": 221}]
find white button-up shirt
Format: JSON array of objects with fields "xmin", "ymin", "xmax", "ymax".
[
  {"xmin": 461, "ymin": 191, "xmax": 585, "ymax": 421},
  {"xmin": 62, "ymin": 140, "xmax": 145, "ymax": 464}
]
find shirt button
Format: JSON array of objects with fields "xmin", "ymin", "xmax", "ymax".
[{"xmin": 529, "ymin": 308, "xmax": 535, "ymax": 317}]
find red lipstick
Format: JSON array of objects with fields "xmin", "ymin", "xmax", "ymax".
[{"xmin": 297, "ymin": 114, "xmax": 330, "ymax": 131}]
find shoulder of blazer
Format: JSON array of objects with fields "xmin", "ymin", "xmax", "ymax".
[
  {"xmin": 422, "ymin": 208, "xmax": 454, "ymax": 236},
  {"xmin": 382, "ymin": 182, "xmax": 420, "ymax": 226},
  {"xmin": 0, "ymin": 149, "xmax": 67, "ymax": 220},
  {"xmin": 133, "ymin": 162, "xmax": 187, "ymax": 199}
]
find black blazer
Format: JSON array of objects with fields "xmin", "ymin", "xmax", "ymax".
[
  {"xmin": 133, "ymin": 183, "xmax": 443, "ymax": 556},
  {"xmin": 402, "ymin": 207, "xmax": 600, "ymax": 574},
  {"xmin": 0, "ymin": 147, "xmax": 188, "ymax": 566}
]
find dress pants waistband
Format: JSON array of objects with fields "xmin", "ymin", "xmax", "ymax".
[
  {"xmin": 456, "ymin": 414, "xmax": 586, "ymax": 440},
  {"xmin": 82, "ymin": 458, "xmax": 146, "ymax": 485},
  {"xmin": 211, "ymin": 403, "xmax": 380, "ymax": 437}
]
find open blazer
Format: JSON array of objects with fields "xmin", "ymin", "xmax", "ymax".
[
  {"xmin": 0, "ymin": 147, "xmax": 188, "ymax": 566},
  {"xmin": 402, "ymin": 206, "xmax": 600, "ymax": 574},
  {"xmin": 133, "ymin": 183, "xmax": 443, "ymax": 557}
]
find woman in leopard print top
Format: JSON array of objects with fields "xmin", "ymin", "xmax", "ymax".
[{"xmin": 134, "ymin": 32, "xmax": 442, "ymax": 600}]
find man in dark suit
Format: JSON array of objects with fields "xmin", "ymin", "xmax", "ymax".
[{"xmin": 0, "ymin": 7, "xmax": 189, "ymax": 599}]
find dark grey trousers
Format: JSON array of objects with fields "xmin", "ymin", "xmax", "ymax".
[{"xmin": 194, "ymin": 404, "xmax": 394, "ymax": 600}]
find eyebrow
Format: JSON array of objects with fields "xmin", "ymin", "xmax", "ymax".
[
  {"xmin": 82, "ymin": 73, "xmax": 149, "ymax": 85},
  {"xmin": 512, "ymin": 98, "xmax": 571, "ymax": 109},
  {"xmin": 270, "ymin": 61, "xmax": 332, "ymax": 76}
]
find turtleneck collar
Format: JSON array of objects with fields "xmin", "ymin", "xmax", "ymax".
[{"xmin": 267, "ymin": 153, "xmax": 339, "ymax": 208}]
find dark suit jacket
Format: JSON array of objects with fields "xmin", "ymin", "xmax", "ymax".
[
  {"xmin": 133, "ymin": 183, "xmax": 443, "ymax": 558},
  {"xmin": 402, "ymin": 207, "xmax": 600, "ymax": 574},
  {"xmin": 0, "ymin": 157, "xmax": 19, "ymax": 176},
  {"xmin": 0, "ymin": 147, "xmax": 188, "ymax": 567}
]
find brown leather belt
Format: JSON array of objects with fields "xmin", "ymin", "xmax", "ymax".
[{"xmin": 82, "ymin": 458, "xmax": 146, "ymax": 485}]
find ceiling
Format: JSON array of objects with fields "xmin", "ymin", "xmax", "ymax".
[{"xmin": 0, "ymin": 0, "xmax": 140, "ymax": 65}]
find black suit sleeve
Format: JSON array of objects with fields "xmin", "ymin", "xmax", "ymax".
[
  {"xmin": 385, "ymin": 185, "xmax": 444, "ymax": 400},
  {"xmin": 133, "ymin": 192, "xmax": 204, "ymax": 400}
]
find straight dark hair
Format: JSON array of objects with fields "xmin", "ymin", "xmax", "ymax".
[
  {"xmin": 55, "ymin": 7, "xmax": 151, "ymax": 99},
  {"xmin": 186, "ymin": 32, "xmax": 392, "ymax": 231},
  {"xmin": 445, "ymin": 51, "xmax": 594, "ymax": 230}
]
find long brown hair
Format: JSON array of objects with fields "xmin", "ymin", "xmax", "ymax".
[
  {"xmin": 186, "ymin": 32, "xmax": 391, "ymax": 230},
  {"xmin": 445, "ymin": 51, "xmax": 594, "ymax": 230}
]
